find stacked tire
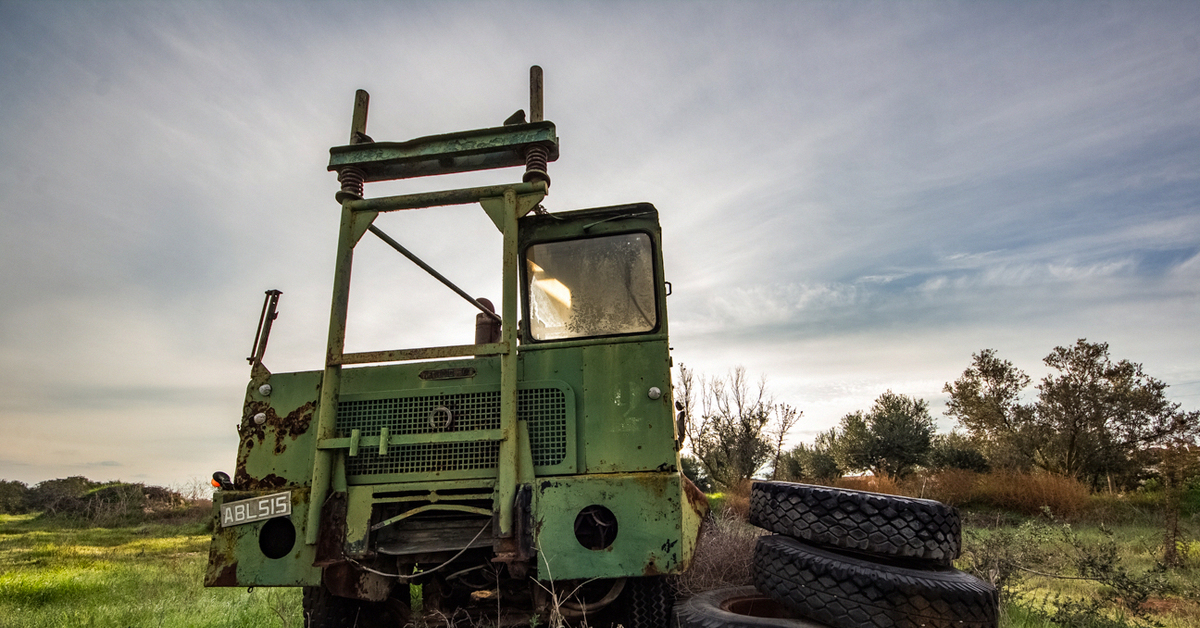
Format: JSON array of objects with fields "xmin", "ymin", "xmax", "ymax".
[{"xmin": 675, "ymin": 481, "xmax": 998, "ymax": 628}]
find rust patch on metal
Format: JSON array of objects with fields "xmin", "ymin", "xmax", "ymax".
[
  {"xmin": 242, "ymin": 400, "xmax": 316, "ymax": 454},
  {"xmin": 323, "ymin": 561, "xmax": 392, "ymax": 602},
  {"xmin": 314, "ymin": 491, "xmax": 348, "ymax": 566},
  {"xmin": 234, "ymin": 451, "xmax": 250, "ymax": 487},
  {"xmin": 682, "ymin": 476, "xmax": 710, "ymax": 516},
  {"xmin": 205, "ymin": 555, "xmax": 239, "ymax": 587},
  {"xmin": 240, "ymin": 473, "xmax": 288, "ymax": 491}
]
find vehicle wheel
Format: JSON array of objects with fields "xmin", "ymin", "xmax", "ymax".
[
  {"xmin": 598, "ymin": 576, "xmax": 674, "ymax": 628},
  {"xmin": 749, "ymin": 481, "xmax": 960, "ymax": 564},
  {"xmin": 303, "ymin": 584, "xmax": 402, "ymax": 628},
  {"xmin": 673, "ymin": 586, "xmax": 829, "ymax": 628},
  {"xmin": 754, "ymin": 535, "xmax": 998, "ymax": 628}
]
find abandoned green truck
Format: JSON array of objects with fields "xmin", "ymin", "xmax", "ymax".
[{"xmin": 205, "ymin": 67, "xmax": 708, "ymax": 627}]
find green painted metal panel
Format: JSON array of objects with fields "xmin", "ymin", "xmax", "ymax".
[
  {"xmin": 205, "ymin": 488, "xmax": 320, "ymax": 587},
  {"xmin": 533, "ymin": 473, "xmax": 689, "ymax": 580},
  {"xmin": 328, "ymin": 122, "xmax": 558, "ymax": 182},
  {"xmin": 235, "ymin": 370, "xmax": 323, "ymax": 490},
  {"xmin": 519, "ymin": 342, "xmax": 676, "ymax": 475},
  {"xmin": 580, "ymin": 341, "xmax": 676, "ymax": 474},
  {"xmin": 310, "ymin": 359, "xmax": 578, "ymax": 484}
]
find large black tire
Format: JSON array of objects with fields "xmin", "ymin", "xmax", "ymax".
[
  {"xmin": 602, "ymin": 576, "xmax": 675, "ymax": 628},
  {"xmin": 754, "ymin": 535, "xmax": 998, "ymax": 628},
  {"xmin": 750, "ymin": 481, "xmax": 961, "ymax": 564},
  {"xmin": 673, "ymin": 586, "xmax": 829, "ymax": 628}
]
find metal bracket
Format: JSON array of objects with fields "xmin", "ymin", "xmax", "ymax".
[{"xmin": 328, "ymin": 122, "xmax": 558, "ymax": 182}]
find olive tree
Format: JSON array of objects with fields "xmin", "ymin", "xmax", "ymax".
[
  {"xmin": 945, "ymin": 340, "xmax": 1199, "ymax": 489},
  {"xmin": 826, "ymin": 391, "xmax": 935, "ymax": 480}
]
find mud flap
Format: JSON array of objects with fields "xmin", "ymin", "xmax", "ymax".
[
  {"xmin": 314, "ymin": 491, "xmax": 348, "ymax": 567},
  {"xmin": 322, "ymin": 561, "xmax": 394, "ymax": 603}
]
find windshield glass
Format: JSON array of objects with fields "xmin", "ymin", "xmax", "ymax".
[{"xmin": 526, "ymin": 233, "xmax": 657, "ymax": 341}]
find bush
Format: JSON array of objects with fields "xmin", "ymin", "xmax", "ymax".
[
  {"xmin": 37, "ymin": 481, "xmax": 198, "ymax": 527},
  {"xmin": 961, "ymin": 518, "xmax": 1058, "ymax": 596},
  {"xmin": 977, "ymin": 472, "xmax": 1091, "ymax": 518},
  {"xmin": 928, "ymin": 433, "xmax": 990, "ymax": 473},
  {"xmin": 914, "ymin": 469, "xmax": 984, "ymax": 507},
  {"xmin": 29, "ymin": 476, "xmax": 99, "ymax": 515},
  {"xmin": 0, "ymin": 480, "xmax": 31, "ymax": 514},
  {"xmin": 681, "ymin": 455, "xmax": 713, "ymax": 493}
]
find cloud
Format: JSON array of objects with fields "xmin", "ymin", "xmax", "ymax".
[{"xmin": 1, "ymin": 0, "xmax": 1198, "ymax": 483}]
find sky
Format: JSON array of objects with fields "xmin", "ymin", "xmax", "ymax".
[{"xmin": 1, "ymin": 1, "xmax": 1197, "ymax": 488}]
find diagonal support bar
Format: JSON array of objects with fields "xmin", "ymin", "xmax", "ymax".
[{"xmin": 367, "ymin": 225, "xmax": 500, "ymax": 322}]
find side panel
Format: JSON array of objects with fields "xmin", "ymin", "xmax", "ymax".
[
  {"xmin": 205, "ymin": 488, "xmax": 321, "ymax": 586},
  {"xmin": 519, "ymin": 340, "xmax": 677, "ymax": 475},
  {"xmin": 235, "ymin": 370, "xmax": 323, "ymax": 490},
  {"xmin": 581, "ymin": 340, "xmax": 676, "ymax": 474},
  {"xmin": 533, "ymin": 473, "xmax": 690, "ymax": 580}
]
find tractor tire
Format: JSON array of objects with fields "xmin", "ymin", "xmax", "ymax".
[
  {"xmin": 673, "ymin": 586, "xmax": 829, "ymax": 628},
  {"xmin": 749, "ymin": 481, "xmax": 961, "ymax": 564},
  {"xmin": 302, "ymin": 584, "xmax": 401, "ymax": 628},
  {"xmin": 754, "ymin": 535, "xmax": 998, "ymax": 628},
  {"xmin": 598, "ymin": 576, "xmax": 674, "ymax": 628}
]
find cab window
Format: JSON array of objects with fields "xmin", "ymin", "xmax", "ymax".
[{"xmin": 525, "ymin": 233, "xmax": 657, "ymax": 341}]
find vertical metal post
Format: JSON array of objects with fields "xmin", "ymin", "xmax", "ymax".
[
  {"xmin": 308, "ymin": 91, "xmax": 371, "ymax": 545},
  {"xmin": 530, "ymin": 66, "xmax": 544, "ymax": 123},
  {"xmin": 496, "ymin": 188, "xmax": 520, "ymax": 537},
  {"xmin": 350, "ymin": 90, "xmax": 369, "ymax": 142}
]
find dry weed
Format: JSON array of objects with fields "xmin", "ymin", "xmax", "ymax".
[
  {"xmin": 976, "ymin": 472, "xmax": 1090, "ymax": 518},
  {"xmin": 673, "ymin": 508, "xmax": 765, "ymax": 598},
  {"xmin": 833, "ymin": 475, "xmax": 903, "ymax": 495},
  {"xmin": 913, "ymin": 469, "xmax": 984, "ymax": 506}
]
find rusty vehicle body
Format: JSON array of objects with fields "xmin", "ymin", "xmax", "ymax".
[{"xmin": 205, "ymin": 67, "xmax": 707, "ymax": 627}]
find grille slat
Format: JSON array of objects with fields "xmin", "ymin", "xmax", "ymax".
[{"xmin": 338, "ymin": 387, "xmax": 569, "ymax": 477}]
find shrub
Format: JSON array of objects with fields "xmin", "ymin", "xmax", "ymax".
[
  {"xmin": 960, "ymin": 518, "xmax": 1058, "ymax": 596},
  {"xmin": 915, "ymin": 469, "xmax": 984, "ymax": 507},
  {"xmin": 974, "ymin": 472, "xmax": 1090, "ymax": 518},
  {"xmin": 0, "ymin": 480, "xmax": 31, "ymax": 514},
  {"xmin": 29, "ymin": 476, "xmax": 99, "ymax": 515},
  {"xmin": 38, "ymin": 482, "xmax": 197, "ymax": 527},
  {"xmin": 928, "ymin": 433, "xmax": 990, "ymax": 473},
  {"xmin": 719, "ymin": 480, "xmax": 753, "ymax": 520}
]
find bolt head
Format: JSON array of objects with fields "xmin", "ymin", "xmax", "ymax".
[
  {"xmin": 258, "ymin": 384, "xmax": 272, "ymax": 396},
  {"xmin": 648, "ymin": 387, "xmax": 662, "ymax": 400},
  {"xmin": 253, "ymin": 412, "xmax": 267, "ymax": 425}
]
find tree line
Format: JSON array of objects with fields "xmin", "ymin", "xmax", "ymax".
[
  {"xmin": 679, "ymin": 339, "xmax": 1200, "ymax": 493},
  {"xmin": 0, "ymin": 475, "xmax": 199, "ymax": 524}
]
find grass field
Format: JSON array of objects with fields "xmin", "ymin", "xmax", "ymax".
[
  {"xmin": 1, "ymin": 500, "xmax": 1198, "ymax": 628},
  {"xmin": 963, "ymin": 516, "xmax": 1200, "ymax": 628},
  {"xmin": 0, "ymin": 513, "xmax": 302, "ymax": 628}
]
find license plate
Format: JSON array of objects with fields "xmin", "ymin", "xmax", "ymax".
[{"xmin": 220, "ymin": 491, "xmax": 292, "ymax": 527}]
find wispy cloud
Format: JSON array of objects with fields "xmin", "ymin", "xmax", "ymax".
[{"xmin": 1, "ymin": 0, "xmax": 1198, "ymax": 483}]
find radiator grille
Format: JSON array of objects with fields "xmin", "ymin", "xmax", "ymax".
[{"xmin": 338, "ymin": 387, "xmax": 569, "ymax": 477}]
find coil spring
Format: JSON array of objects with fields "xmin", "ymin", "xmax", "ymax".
[
  {"xmin": 336, "ymin": 166, "xmax": 365, "ymax": 201},
  {"xmin": 338, "ymin": 166, "xmax": 365, "ymax": 197},
  {"xmin": 523, "ymin": 144, "xmax": 550, "ymax": 186}
]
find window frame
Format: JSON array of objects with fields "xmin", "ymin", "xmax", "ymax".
[{"xmin": 520, "ymin": 229, "xmax": 663, "ymax": 344}]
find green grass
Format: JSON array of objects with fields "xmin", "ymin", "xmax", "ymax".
[
  {"xmin": 0, "ymin": 514, "xmax": 303, "ymax": 628},
  {"xmin": 962, "ymin": 517, "xmax": 1200, "ymax": 628},
  {"xmin": 4, "ymin": 499, "xmax": 1199, "ymax": 628}
]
